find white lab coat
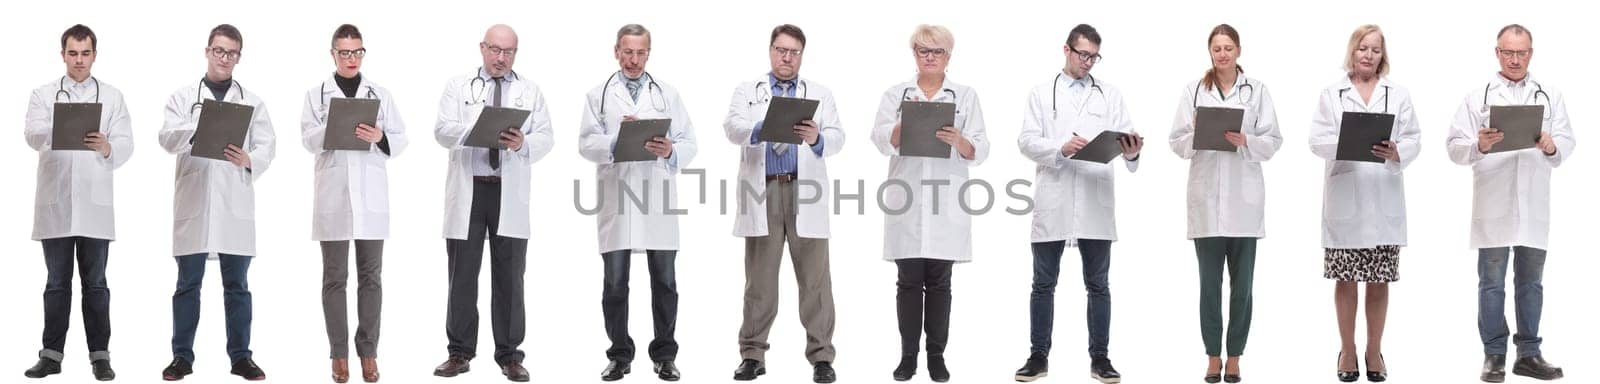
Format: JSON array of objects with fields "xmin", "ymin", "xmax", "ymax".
[
  {"xmin": 722, "ymin": 74, "xmax": 845, "ymax": 239},
  {"xmin": 871, "ymin": 78, "xmax": 990, "ymax": 262},
  {"xmin": 434, "ymin": 70, "xmax": 555, "ymax": 240},
  {"xmin": 300, "ymin": 75, "xmax": 409, "ymax": 241},
  {"xmin": 1168, "ymin": 76, "xmax": 1282, "ymax": 239},
  {"xmin": 1445, "ymin": 74, "xmax": 1575, "ymax": 250},
  {"xmin": 1308, "ymin": 77, "xmax": 1421, "ymax": 249},
  {"xmin": 578, "ymin": 73, "xmax": 698, "ymax": 253},
  {"xmin": 1017, "ymin": 74, "xmax": 1139, "ymax": 244},
  {"xmin": 25, "ymin": 77, "xmax": 134, "ymax": 241},
  {"xmin": 159, "ymin": 79, "xmax": 277, "ymax": 257}
]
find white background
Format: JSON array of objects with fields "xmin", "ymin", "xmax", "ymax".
[{"xmin": 1, "ymin": 0, "xmax": 1594, "ymax": 383}]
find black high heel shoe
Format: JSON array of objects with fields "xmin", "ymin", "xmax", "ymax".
[
  {"xmin": 1222, "ymin": 359, "xmax": 1241, "ymax": 383},
  {"xmin": 1337, "ymin": 352, "xmax": 1360, "ymax": 383},
  {"xmin": 1365, "ymin": 353, "xmax": 1387, "ymax": 382},
  {"xmin": 1203, "ymin": 357, "xmax": 1222, "ymax": 383}
]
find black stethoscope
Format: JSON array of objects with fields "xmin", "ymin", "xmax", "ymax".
[
  {"xmin": 1337, "ymin": 85, "xmax": 1392, "ymax": 114},
  {"xmin": 749, "ymin": 78, "xmax": 808, "ymax": 105},
  {"xmin": 1191, "ymin": 68, "xmax": 1255, "ymax": 107},
  {"xmin": 1481, "ymin": 80, "xmax": 1549, "ymax": 113},
  {"xmin": 318, "ymin": 76, "xmax": 379, "ymax": 109},
  {"xmin": 190, "ymin": 79, "xmax": 243, "ymax": 115},
  {"xmin": 466, "ymin": 68, "xmax": 522, "ymax": 106},
  {"xmin": 56, "ymin": 76, "xmax": 100, "ymax": 103},
  {"xmin": 898, "ymin": 87, "xmax": 961, "ymax": 114},
  {"xmin": 600, "ymin": 71, "xmax": 667, "ymax": 116},
  {"xmin": 1053, "ymin": 72, "xmax": 1107, "ymax": 119}
]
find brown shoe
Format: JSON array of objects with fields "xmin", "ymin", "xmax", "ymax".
[
  {"xmin": 434, "ymin": 356, "xmax": 470, "ymax": 377},
  {"xmin": 361, "ymin": 357, "xmax": 380, "ymax": 383},
  {"xmin": 332, "ymin": 358, "xmax": 350, "ymax": 383}
]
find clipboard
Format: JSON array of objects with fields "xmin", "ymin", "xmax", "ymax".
[
  {"xmin": 757, "ymin": 96, "xmax": 818, "ymax": 144},
  {"xmin": 613, "ymin": 118, "xmax": 672, "ymax": 162},
  {"xmin": 1335, "ymin": 112, "xmax": 1396, "ymax": 163},
  {"xmin": 464, "ymin": 106, "xmax": 531, "ymax": 149},
  {"xmin": 51, "ymin": 102, "xmax": 102, "ymax": 151},
  {"xmin": 1071, "ymin": 131, "xmax": 1130, "ymax": 163},
  {"xmin": 1193, "ymin": 106, "xmax": 1245, "ymax": 151},
  {"xmin": 1487, "ymin": 105, "xmax": 1545, "ymax": 154},
  {"xmin": 898, "ymin": 101, "xmax": 957, "ymax": 158},
  {"xmin": 190, "ymin": 99, "xmax": 255, "ymax": 161},
  {"xmin": 322, "ymin": 98, "xmax": 381, "ymax": 151}
]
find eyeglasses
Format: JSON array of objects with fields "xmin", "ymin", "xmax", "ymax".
[
  {"xmin": 772, "ymin": 46, "xmax": 803, "ymax": 59},
  {"xmin": 483, "ymin": 44, "xmax": 518, "ymax": 58},
  {"xmin": 334, "ymin": 48, "xmax": 367, "ymax": 59},
  {"xmin": 915, "ymin": 47, "xmax": 949, "ymax": 58},
  {"xmin": 1069, "ymin": 46, "xmax": 1102, "ymax": 64},
  {"xmin": 208, "ymin": 46, "xmax": 242, "ymax": 61},
  {"xmin": 1496, "ymin": 48, "xmax": 1530, "ymax": 59}
]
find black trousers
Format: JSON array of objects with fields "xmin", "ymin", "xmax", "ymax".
[
  {"xmin": 896, "ymin": 258, "xmax": 954, "ymax": 356},
  {"xmin": 445, "ymin": 180, "xmax": 528, "ymax": 365},
  {"xmin": 601, "ymin": 249, "xmax": 679, "ymax": 363},
  {"xmin": 40, "ymin": 236, "xmax": 112, "ymax": 361}
]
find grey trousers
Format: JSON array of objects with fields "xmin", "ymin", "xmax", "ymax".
[
  {"xmin": 739, "ymin": 179, "xmax": 837, "ymax": 363},
  {"xmin": 321, "ymin": 240, "xmax": 384, "ymax": 359}
]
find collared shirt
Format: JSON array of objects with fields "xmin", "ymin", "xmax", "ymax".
[
  {"xmin": 470, "ymin": 68, "xmax": 514, "ymax": 176},
  {"xmin": 750, "ymin": 72, "xmax": 825, "ymax": 175}
]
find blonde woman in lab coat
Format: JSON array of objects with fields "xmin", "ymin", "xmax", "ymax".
[{"xmin": 871, "ymin": 24, "xmax": 988, "ymax": 384}]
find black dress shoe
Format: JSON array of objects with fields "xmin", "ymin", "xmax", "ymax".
[
  {"xmin": 1512, "ymin": 355, "xmax": 1564, "ymax": 381},
  {"xmin": 1365, "ymin": 353, "xmax": 1387, "ymax": 382},
  {"xmin": 24, "ymin": 357, "xmax": 61, "ymax": 378},
  {"xmin": 1014, "ymin": 352, "xmax": 1048, "ymax": 382},
  {"xmin": 1223, "ymin": 359, "xmax": 1242, "ymax": 383},
  {"xmin": 812, "ymin": 361, "xmax": 836, "ymax": 384},
  {"xmin": 161, "ymin": 358, "xmax": 192, "ymax": 381},
  {"xmin": 433, "ymin": 356, "xmax": 470, "ymax": 377},
  {"xmin": 892, "ymin": 354, "xmax": 916, "ymax": 381},
  {"xmin": 732, "ymin": 359, "xmax": 764, "ymax": 381},
  {"xmin": 230, "ymin": 358, "xmax": 266, "ymax": 381},
  {"xmin": 1481, "ymin": 354, "xmax": 1506, "ymax": 383},
  {"xmin": 500, "ymin": 362, "xmax": 530, "ymax": 382},
  {"xmin": 1091, "ymin": 357, "xmax": 1121, "ymax": 383},
  {"xmin": 654, "ymin": 361, "xmax": 681, "ymax": 381},
  {"xmin": 928, "ymin": 354, "xmax": 950, "ymax": 383},
  {"xmin": 1337, "ymin": 352, "xmax": 1359, "ymax": 383},
  {"xmin": 600, "ymin": 360, "xmax": 629, "ymax": 381},
  {"xmin": 1204, "ymin": 372, "xmax": 1222, "ymax": 383},
  {"xmin": 92, "ymin": 359, "xmax": 116, "ymax": 381}
]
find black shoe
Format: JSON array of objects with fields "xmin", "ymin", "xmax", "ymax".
[
  {"xmin": 161, "ymin": 358, "xmax": 193, "ymax": 381},
  {"xmin": 1014, "ymin": 352, "xmax": 1048, "ymax": 382},
  {"xmin": 433, "ymin": 356, "xmax": 470, "ymax": 377},
  {"xmin": 600, "ymin": 360, "xmax": 629, "ymax": 381},
  {"xmin": 892, "ymin": 354, "xmax": 916, "ymax": 381},
  {"xmin": 1512, "ymin": 355, "xmax": 1564, "ymax": 381},
  {"xmin": 732, "ymin": 359, "xmax": 764, "ymax": 381},
  {"xmin": 1481, "ymin": 354, "xmax": 1506, "ymax": 383},
  {"xmin": 928, "ymin": 354, "xmax": 950, "ymax": 383},
  {"xmin": 230, "ymin": 358, "xmax": 266, "ymax": 381},
  {"xmin": 1205, "ymin": 372, "xmax": 1222, "ymax": 383},
  {"xmin": 92, "ymin": 359, "xmax": 116, "ymax": 381},
  {"xmin": 654, "ymin": 361, "xmax": 681, "ymax": 382},
  {"xmin": 1366, "ymin": 353, "xmax": 1387, "ymax": 382},
  {"xmin": 1091, "ymin": 357, "xmax": 1121, "ymax": 383},
  {"xmin": 1223, "ymin": 358, "xmax": 1242, "ymax": 383},
  {"xmin": 812, "ymin": 361, "xmax": 836, "ymax": 384},
  {"xmin": 500, "ymin": 362, "xmax": 530, "ymax": 382},
  {"xmin": 1337, "ymin": 352, "xmax": 1359, "ymax": 383},
  {"xmin": 24, "ymin": 357, "xmax": 61, "ymax": 378}
]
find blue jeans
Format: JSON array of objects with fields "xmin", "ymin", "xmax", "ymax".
[
  {"xmin": 40, "ymin": 237, "xmax": 112, "ymax": 361},
  {"xmin": 1029, "ymin": 240, "xmax": 1111, "ymax": 358},
  {"xmin": 1477, "ymin": 246, "xmax": 1545, "ymax": 357},
  {"xmin": 171, "ymin": 253, "xmax": 253, "ymax": 364}
]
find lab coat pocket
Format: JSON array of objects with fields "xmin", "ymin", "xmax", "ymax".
[
  {"xmin": 90, "ymin": 169, "xmax": 114, "ymax": 207},
  {"xmin": 1324, "ymin": 172, "xmax": 1358, "ymax": 221},
  {"xmin": 1241, "ymin": 171, "xmax": 1266, "ymax": 205},
  {"xmin": 230, "ymin": 176, "xmax": 255, "ymax": 220},
  {"xmin": 1092, "ymin": 167, "xmax": 1116, "ymax": 208},
  {"xmin": 365, "ymin": 162, "xmax": 390, "ymax": 213},
  {"xmin": 174, "ymin": 171, "xmax": 205, "ymax": 220},
  {"xmin": 1531, "ymin": 171, "xmax": 1551, "ymax": 221},
  {"xmin": 313, "ymin": 167, "xmax": 342, "ymax": 214},
  {"xmin": 36, "ymin": 156, "xmax": 66, "ymax": 205},
  {"xmin": 1380, "ymin": 177, "xmax": 1407, "ymax": 218}
]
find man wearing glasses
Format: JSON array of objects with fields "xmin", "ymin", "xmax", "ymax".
[
  {"xmin": 431, "ymin": 24, "xmax": 554, "ymax": 383},
  {"xmin": 156, "ymin": 23, "xmax": 277, "ymax": 381},
  {"xmin": 722, "ymin": 23, "xmax": 845, "ymax": 384},
  {"xmin": 1445, "ymin": 24, "xmax": 1573, "ymax": 383}
]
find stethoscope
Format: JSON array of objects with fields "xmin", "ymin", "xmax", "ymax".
[
  {"xmin": 1190, "ymin": 68, "xmax": 1255, "ymax": 107},
  {"xmin": 318, "ymin": 76, "xmax": 379, "ymax": 109},
  {"xmin": 189, "ymin": 79, "xmax": 243, "ymax": 115},
  {"xmin": 55, "ymin": 76, "xmax": 100, "ymax": 103},
  {"xmin": 599, "ymin": 70, "xmax": 667, "ymax": 116},
  {"xmin": 898, "ymin": 87, "xmax": 961, "ymax": 114},
  {"xmin": 465, "ymin": 68, "xmax": 523, "ymax": 107},
  {"xmin": 1337, "ymin": 85, "xmax": 1392, "ymax": 114},
  {"xmin": 1480, "ymin": 80, "xmax": 1549, "ymax": 114},
  {"xmin": 1053, "ymin": 72, "xmax": 1107, "ymax": 119},
  {"xmin": 749, "ymin": 78, "xmax": 808, "ymax": 105}
]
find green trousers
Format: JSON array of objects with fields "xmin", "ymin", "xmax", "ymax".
[{"xmin": 1195, "ymin": 237, "xmax": 1257, "ymax": 357}]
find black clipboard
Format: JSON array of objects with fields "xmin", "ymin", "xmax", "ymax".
[
  {"xmin": 757, "ymin": 96, "xmax": 818, "ymax": 144},
  {"xmin": 190, "ymin": 99, "xmax": 254, "ymax": 161},
  {"xmin": 51, "ymin": 102, "xmax": 102, "ymax": 151},
  {"xmin": 1335, "ymin": 112, "xmax": 1396, "ymax": 163}
]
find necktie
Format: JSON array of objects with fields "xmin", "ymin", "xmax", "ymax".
[
  {"xmin": 489, "ymin": 77, "xmax": 504, "ymax": 170},
  {"xmin": 771, "ymin": 81, "xmax": 794, "ymax": 155},
  {"xmin": 626, "ymin": 78, "xmax": 642, "ymax": 102}
]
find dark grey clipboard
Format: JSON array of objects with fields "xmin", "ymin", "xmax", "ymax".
[
  {"xmin": 190, "ymin": 99, "xmax": 254, "ymax": 161},
  {"xmin": 322, "ymin": 98, "xmax": 381, "ymax": 151},
  {"xmin": 899, "ymin": 101, "xmax": 957, "ymax": 158},
  {"xmin": 1193, "ymin": 106, "xmax": 1245, "ymax": 152},
  {"xmin": 464, "ymin": 106, "xmax": 531, "ymax": 149},
  {"xmin": 1335, "ymin": 112, "xmax": 1395, "ymax": 163},
  {"xmin": 757, "ymin": 96, "xmax": 818, "ymax": 144},
  {"xmin": 1487, "ymin": 105, "xmax": 1545, "ymax": 154},
  {"xmin": 613, "ymin": 118, "xmax": 672, "ymax": 162},
  {"xmin": 1071, "ymin": 131, "xmax": 1129, "ymax": 164},
  {"xmin": 51, "ymin": 102, "xmax": 102, "ymax": 151}
]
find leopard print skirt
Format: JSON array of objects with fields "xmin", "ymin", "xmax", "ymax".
[{"xmin": 1323, "ymin": 245, "xmax": 1400, "ymax": 282}]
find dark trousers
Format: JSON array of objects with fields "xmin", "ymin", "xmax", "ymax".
[
  {"xmin": 445, "ymin": 180, "xmax": 528, "ymax": 365},
  {"xmin": 601, "ymin": 249, "xmax": 679, "ymax": 363},
  {"xmin": 322, "ymin": 240, "xmax": 384, "ymax": 359},
  {"xmin": 40, "ymin": 236, "xmax": 112, "ymax": 362},
  {"xmin": 1030, "ymin": 239, "xmax": 1112, "ymax": 358},
  {"xmin": 1195, "ymin": 237, "xmax": 1257, "ymax": 357},
  {"xmin": 171, "ymin": 253, "xmax": 253, "ymax": 364},
  {"xmin": 896, "ymin": 258, "xmax": 954, "ymax": 356}
]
